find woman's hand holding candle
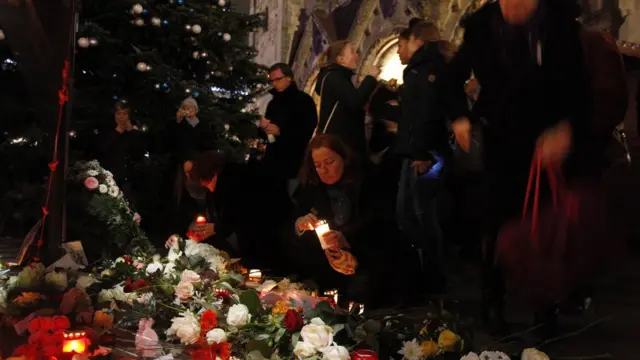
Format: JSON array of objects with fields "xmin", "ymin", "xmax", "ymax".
[
  {"xmin": 295, "ymin": 213, "xmax": 319, "ymax": 232},
  {"xmin": 322, "ymin": 231, "xmax": 348, "ymax": 250},
  {"xmin": 194, "ymin": 223, "xmax": 215, "ymax": 240}
]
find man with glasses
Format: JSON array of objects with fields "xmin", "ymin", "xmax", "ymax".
[{"xmin": 260, "ymin": 63, "xmax": 318, "ymax": 197}]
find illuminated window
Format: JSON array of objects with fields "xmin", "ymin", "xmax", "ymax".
[{"xmin": 375, "ymin": 42, "xmax": 406, "ymax": 84}]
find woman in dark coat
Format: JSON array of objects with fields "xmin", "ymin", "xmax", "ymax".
[
  {"xmin": 287, "ymin": 134, "xmax": 418, "ymax": 308},
  {"xmin": 314, "ymin": 40, "xmax": 380, "ymax": 158}
]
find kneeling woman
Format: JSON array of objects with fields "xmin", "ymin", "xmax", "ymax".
[{"xmin": 289, "ymin": 134, "xmax": 416, "ymax": 308}]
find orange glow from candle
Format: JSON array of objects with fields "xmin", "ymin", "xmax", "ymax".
[
  {"xmin": 62, "ymin": 332, "xmax": 88, "ymax": 354},
  {"xmin": 196, "ymin": 215, "xmax": 207, "ymax": 224}
]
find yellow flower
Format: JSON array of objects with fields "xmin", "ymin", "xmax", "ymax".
[
  {"xmin": 437, "ymin": 329, "xmax": 458, "ymax": 351},
  {"xmin": 13, "ymin": 292, "xmax": 44, "ymax": 306},
  {"xmin": 421, "ymin": 340, "xmax": 439, "ymax": 357},
  {"xmin": 93, "ymin": 310, "xmax": 114, "ymax": 329},
  {"xmin": 271, "ymin": 300, "xmax": 289, "ymax": 316},
  {"xmin": 419, "ymin": 325, "xmax": 428, "ymax": 336}
]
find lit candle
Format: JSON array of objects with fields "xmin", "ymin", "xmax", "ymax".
[
  {"xmin": 324, "ymin": 289, "xmax": 338, "ymax": 305},
  {"xmin": 314, "ymin": 220, "xmax": 331, "ymax": 249},
  {"xmin": 62, "ymin": 331, "xmax": 89, "ymax": 354},
  {"xmin": 196, "ymin": 215, "xmax": 207, "ymax": 225},
  {"xmin": 248, "ymin": 269, "xmax": 262, "ymax": 281}
]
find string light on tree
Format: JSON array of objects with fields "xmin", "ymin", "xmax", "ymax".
[
  {"xmin": 89, "ymin": 38, "xmax": 99, "ymax": 46},
  {"xmin": 78, "ymin": 37, "xmax": 90, "ymax": 48},
  {"xmin": 218, "ymin": 0, "xmax": 226, "ymax": 6},
  {"xmin": 192, "ymin": 24, "xmax": 202, "ymax": 34},
  {"xmin": 132, "ymin": 4, "xmax": 144, "ymax": 14},
  {"xmin": 222, "ymin": 33, "xmax": 231, "ymax": 41},
  {"xmin": 185, "ymin": 24, "xmax": 192, "ymax": 31},
  {"xmin": 151, "ymin": 17, "xmax": 162, "ymax": 26},
  {"xmin": 134, "ymin": 18, "xmax": 144, "ymax": 26},
  {"xmin": 136, "ymin": 62, "xmax": 149, "ymax": 72}
]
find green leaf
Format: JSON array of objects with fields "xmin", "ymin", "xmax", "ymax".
[
  {"xmin": 274, "ymin": 327, "xmax": 286, "ymax": 342},
  {"xmin": 331, "ymin": 324, "xmax": 345, "ymax": 336},
  {"xmin": 292, "ymin": 333, "xmax": 300, "ymax": 347},
  {"xmin": 240, "ymin": 290, "xmax": 261, "ymax": 314},
  {"xmin": 246, "ymin": 350, "xmax": 270, "ymax": 360},
  {"xmin": 255, "ymin": 334, "xmax": 270, "ymax": 341},
  {"xmin": 246, "ymin": 340, "xmax": 272, "ymax": 358},
  {"xmin": 315, "ymin": 301, "xmax": 333, "ymax": 313}
]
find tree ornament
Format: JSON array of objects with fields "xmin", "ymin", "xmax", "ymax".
[
  {"xmin": 192, "ymin": 24, "xmax": 202, "ymax": 34},
  {"xmin": 0, "ymin": 30, "xmax": 5, "ymax": 41},
  {"xmin": 151, "ymin": 17, "xmax": 162, "ymax": 26},
  {"xmin": 132, "ymin": 4, "xmax": 144, "ymax": 14},
  {"xmin": 141, "ymin": 125, "xmax": 149, "ymax": 132},
  {"xmin": 222, "ymin": 33, "xmax": 231, "ymax": 42},
  {"xmin": 135, "ymin": 18, "xmax": 145, "ymax": 26},
  {"xmin": 89, "ymin": 38, "xmax": 99, "ymax": 46},
  {"xmin": 185, "ymin": 24, "xmax": 192, "ymax": 31},
  {"xmin": 218, "ymin": 0, "xmax": 226, "ymax": 6},
  {"xmin": 192, "ymin": 51, "xmax": 200, "ymax": 59},
  {"xmin": 201, "ymin": 52, "xmax": 208, "ymax": 58},
  {"xmin": 78, "ymin": 37, "xmax": 90, "ymax": 48},
  {"xmin": 136, "ymin": 62, "xmax": 149, "ymax": 72},
  {"xmin": 228, "ymin": 66, "xmax": 233, "ymax": 71},
  {"xmin": 69, "ymin": 130, "xmax": 77, "ymax": 138}
]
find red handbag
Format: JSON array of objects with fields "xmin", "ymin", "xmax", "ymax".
[{"xmin": 495, "ymin": 155, "xmax": 611, "ymax": 306}]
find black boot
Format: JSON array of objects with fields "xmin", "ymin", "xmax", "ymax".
[{"xmin": 533, "ymin": 306, "xmax": 559, "ymax": 340}]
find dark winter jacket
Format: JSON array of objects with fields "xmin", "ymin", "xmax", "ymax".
[
  {"xmin": 99, "ymin": 128, "xmax": 144, "ymax": 184},
  {"xmin": 447, "ymin": 1, "xmax": 589, "ymax": 175},
  {"xmin": 168, "ymin": 120, "xmax": 216, "ymax": 163},
  {"xmin": 314, "ymin": 64, "xmax": 378, "ymax": 156},
  {"xmin": 396, "ymin": 43, "xmax": 450, "ymax": 161},
  {"xmin": 262, "ymin": 84, "xmax": 318, "ymax": 179}
]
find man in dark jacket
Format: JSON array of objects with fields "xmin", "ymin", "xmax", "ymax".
[
  {"xmin": 396, "ymin": 22, "xmax": 450, "ymax": 293},
  {"xmin": 448, "ymin": 0, "xmax": 589, "ymax": 335},
  {"xmin": 260, "ymin": 63, "xmax": 318, "ymax": 196}
]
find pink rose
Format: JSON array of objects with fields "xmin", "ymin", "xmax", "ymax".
[
  {"xmin": 84, "ymin": 177, "xmax": 99, "ymax": 190},
  {"xmin": 133, "ymin": 259, "xmax": 145, "ymax": 270},
  {"xmin": 133, "ymin": 212, "xmax": 142, "ymax": 224},
  {"xmin": 174, "ymin": 282, "xmax": 194, "ymax": 301},
  {"xmin": 180, "ymin": 270, "xmax": 201, "ymax": 284}
]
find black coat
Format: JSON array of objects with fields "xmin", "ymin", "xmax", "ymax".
[
  {"xmin": 447, "ymin": 1, "xmax": 589, "ymax": 225},
  {"xmin": 263, "ymin": 85, "xmax": 318, "ymax": 179},
  {"xmin": 99, "ymin": 128, "xmax": 144, "ymax": 184},
  {"xmin": 396, "ymin": 43, "xmax": 450, "ymax": 160},
  {"xmin": 168, "ymin": 120, "xmax": 216, "ymax": 163},
  {"xmin": 314, "ymin": 64, "xmax": 378, "ymax": 156},
  {"xmin": 203, "ymin": 163, "xmax": 293, "ymax": 270}
]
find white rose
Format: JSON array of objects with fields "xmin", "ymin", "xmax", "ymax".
[
  {"xmin": 320, "ymin": 345, "xmax": 350, "ymax": 360},
  {"xmin": 167, "ymin": 311, "xmax": 201, "ymax": 344},
  {"xmin": 521, "ymin": 349, "xmax": 549, "ymax": 360},
  {"xmin": 294, "ymin": 341, "xmax": 317, "ymax": 358},
  {"xmin": 45, "ymin": 271, "xmax": 68, "ymax": 292},
  {"xmin": 460, "ymin": 353, "xmax": 480, "ymax": 360},
  {"xmin": 115, "ymin": 257, "xmax": 125, "ymax": 263},
  {"xmin": 108, "ymin": 186, "xmax": 119, "ymax": 197},
  {"xmin": 146, "ymin": 262, "xmax": 164, "ymax": 275},
  {"xmin": 87, "ymin": 170, "xmax": 99, "ymax": 176},
  {"xmin": 98, "ymin": 184, "xmax": 108, "ymax": 193},
  {"xmin": 226, "ymin": 304, "xmax": 251, "ymax": 327},
  {"xmin": 479, "ymin": 351, "xmax": 511, "ymax": 360},
  {"xmin": 206, "ymin": 328, "xmax": 227, "ymax": 344},
  {"xmin": 300, "ymin": 318, "xmax": 333, "ymax": 350},
  {"xmin": 75, "ymin": 275, "xmax": 97, "ymax": 290}
]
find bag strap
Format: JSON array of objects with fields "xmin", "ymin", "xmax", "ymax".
[
  {"xmin": 317, "ymin": 72, "xmax": 339, "ymax": 135},
  {"xmin": 522, "ymin": 155, "xmax": 542, "ymax": 240}
]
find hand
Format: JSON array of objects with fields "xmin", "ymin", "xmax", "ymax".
[
  {"xmin": 259, "ymin": 117, "xmax": 271, "ymax": 128},
  {"xmin": 386, "ymin": 99, "xmax": 399, "ymax": 106},
  {"xmin": 165, "ymin": 234, "xmax": 179, "ymax": 249},
  {"xmin": 176, "ymin": 108, "xmax": 186, "ymax": 122},
  {"xmin": 536, "ymin": 121, "xmax": 572, "ymax": 168},
  {"xmin": 387, "ymin": 79, "xmax": 398, "ymax": 87},
  {"xmin": 411, "ymin": 160, "xmax": 432, "ymax": 176},
  {"xmin": 183, "ymin": 161, "xmax": 194, "ymax": 179},
  {"xmin": 195, "ymin": 223, "xmax": 215, "ymax": 239},
  {"xmin": 321, "ymin": 230, "xmax": 349, "ymax": 250},
  {"xmin": 264, "ymin": 123, "xmax": 280, "ymax": 136},
  {"xmin": 368, "ymin": 66, "xmax": 382, "ymax": 78},
  {"xmin": 296, "ymin": 213, "xmax": 319, "ymax": 232},
  {"xmin": 382, "ymin": 120, "xmax": 398, "ymax": 134},
  {"xmin": 452, "ymin": 117, "xmax": 472, "ymax": 152}
]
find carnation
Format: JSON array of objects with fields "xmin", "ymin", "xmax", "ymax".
[
  {"xmin": 86, "ymin": 170, "xmax": 99, "ymax": 176},
  {"xmin": 98, "ymin": 184, "xmax": 108, "ymax": 193},
  {"xmin": 108, "ymin": 186, "xmax": 120, "ymax": 197},
  {"xmin": 44, "ymin": 271, "xmax": 68, "ymax": 292},
  {"xmin": 167, "ymin": 311, "xmax": 200, "ymax": 345}
]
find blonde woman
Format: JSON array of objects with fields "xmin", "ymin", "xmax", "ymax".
[{"xmin": 314, "ymin": 40, "xmax": 381, "ymax": 158}]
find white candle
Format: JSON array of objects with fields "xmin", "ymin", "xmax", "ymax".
[
  {"xmin": 248, "ymin": 269, "xmax": 262, "ymax": 280},
  {"xmin": 324, "ymin": 289, "xmax": 338, "ymax": 305},
  {"xmin": 314, "ymin": 220, "xmax": 331, "ymax": 249}
]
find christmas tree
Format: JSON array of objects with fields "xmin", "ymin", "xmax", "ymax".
[{"xmin": 74, "ymin": 0, "xmax": 267, "ymax": 159}]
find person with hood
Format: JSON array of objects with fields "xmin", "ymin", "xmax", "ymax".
[
  {"xmin": 314, "ymin": 40, "xmax": 381, "ymax": 158},
  {"xmin": 260, "ymin": 63, "xmax": 318, "ymax": 196}
]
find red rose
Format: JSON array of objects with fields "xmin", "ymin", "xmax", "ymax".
[
  {"xmin": 124, "ymin": 278, "xmax": 134, "ymax": 293},
  {"xmin": 133, "ymin": 278, "xmax": 151, "ymax": 291},
  {"xmin": 123, "ymin": 255, "xmax": 132, "ymax": 264},
  {"xmin": 283, "ymin": 309, "xmax": 304, "ymax": 332},
  {"xmin": 216, "ymin": 290, "xmax": 230, "ymax": 303},
  {"xmin": 51, "ymin": 315, "xmax": 71, "ymax": 330},
  {"xmin": 350, "ymin": 349, "xmax": 379, "ymax": 360}
]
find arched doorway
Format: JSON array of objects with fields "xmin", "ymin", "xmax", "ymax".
[{"xmin": 375, "ymin": 37, "xmax": 406, "ymax": 84}]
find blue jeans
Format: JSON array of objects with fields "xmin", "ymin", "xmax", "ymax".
[{"xmin": 396, "ymin": 159, "xmax": 444, "ymax": 261}]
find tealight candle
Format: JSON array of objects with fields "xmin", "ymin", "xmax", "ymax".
[
  {"xmin": 62, "ymin": 330, "xmax": 89, "ymax": 354},
  {"xmin": 324, "ymin": 289, "xmax": 338, "ymax": 305},
  {"xmin": 248, "ymin": 269, "xmax": 262, "ymax": 281}
]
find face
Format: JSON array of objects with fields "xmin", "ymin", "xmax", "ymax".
[
  {"xmin": 269, "ymin": 68, "xmax": 292, "ymax": 92},
  {"xmin": 397, "ymin": 39, "xmax": 410, "ymax": 65},
  {"xmin": 200, "ymin": 175, "xmax": 218, "ymax": 192},
  {"xmin": 336, "ymin": 43, "xmax": 360, "ymax": 70},
  {"xmin": 181, "ymin": 103, "xmax": 197, "ymax": 118},
  {"xmin": 114, "ymin": 108, "xmax": 130, "ymax": 127},
  {"xmin": 406, "ymin": 35, "xmax": 424, "ymax": 60},
  {"xmin": 312, "ymin": 147, "xmax": 345, "ymax": 185},
  {"xmin": 499, "ymin": 0, "xmax": 539, "ymax": 25}
]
